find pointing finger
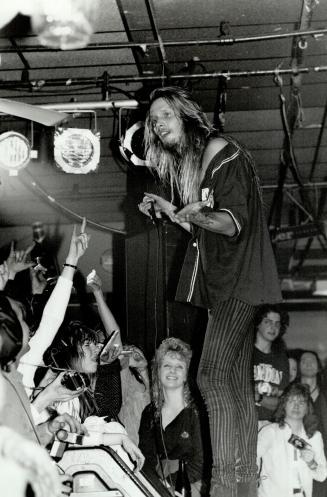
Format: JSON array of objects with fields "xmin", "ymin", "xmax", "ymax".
[{"xmin": 81, "ymin": 217, "xmax": 86, "ymax": 234}]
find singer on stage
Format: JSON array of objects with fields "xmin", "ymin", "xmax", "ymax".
[{"xmin": 138, "ymin": 86, "xmax": 281, "ymax": 497}]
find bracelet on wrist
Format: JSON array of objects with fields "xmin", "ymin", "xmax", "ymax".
[{"xmin": 63, "ymin": 263, "xmax": 77, "ymax": 269}]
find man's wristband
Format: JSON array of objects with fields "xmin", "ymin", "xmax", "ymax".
[{"xmin": 63, "ymin": 263, "xmax": 77, "ymax": 269}]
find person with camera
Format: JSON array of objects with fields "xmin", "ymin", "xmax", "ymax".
[
  {"xmin": 32, "ymin": 320, "xmax": 144, "ymax": 470},
  {"xmin": 257, "ymin": 383, "xmax": 327, "ymax": 497}
]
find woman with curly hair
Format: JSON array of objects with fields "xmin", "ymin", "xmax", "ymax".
[
  {"xmin": 257, "ymin": 383, "xmax": 327, "ymax": 497},
  {"xmin": 138, "ymin": 337, "xmax": 207, "ymax": 497}
]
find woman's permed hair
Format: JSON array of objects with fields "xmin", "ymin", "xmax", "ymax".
[{"xmin": 151, "ymin": 337, "xmax": 193, "ymax": 418}]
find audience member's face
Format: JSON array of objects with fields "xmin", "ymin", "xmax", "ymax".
[
  {"xmin": 257, "ymin": 311, "xmax": 281, "ymax": 343},
  {"xmin": 74, "ymin": 339, "xmax": 101, "ymax": 374},
  {"xmin": 288, "ymin": 358, "xmax": 298, "ymax": 382},
  {"xmin": 285, "ymin": 394, "xmax": 308, "ymax": 421},
  {"xmin": 300, "ymin": 352, "xmax": 319, "ymax": 379},
  {"xmin": 159, "ymin": 352, "xmax": 187, "ymax": 390},
  {"xmin": 150, "ymin": 98, "xmax": 183, "ymax": 149},
  {"xmin": 7, "ymin": 298, "xmax": 30, "ymax": 358}
]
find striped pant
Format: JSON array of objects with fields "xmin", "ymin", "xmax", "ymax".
[{"xmin": 197, "ymin": 298, "xmax": 257, "ymax": 493}]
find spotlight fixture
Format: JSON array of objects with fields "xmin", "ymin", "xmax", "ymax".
[
  {"xmin": 54, "ymin": 128, "xmax": 100, "ymax": 174},
  {"xmin": 313, "ymin": 280, "xmax": 327, "ymax": 297},
  {"xmin": 0, "ymin": 1, "xmax": 99, "ymax": 50},
  {"xmin": 119, "ymin": 121, "xmax": 146, "ymax": 167},
  {"xmin": 0, "ymin": 131, "xmax": 31, "ymax": 174}
]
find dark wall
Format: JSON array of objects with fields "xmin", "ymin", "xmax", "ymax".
[{"xmin": 113, "ymin": 222, "xmax": 208, "ymax": 362}]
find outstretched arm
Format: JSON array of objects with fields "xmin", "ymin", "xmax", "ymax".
[
  {"xmin": 18, "ymin": 219, "xmax": 90, "ymax": 394},
  {"xmin": 87, "ymin": 270, "xmax": 120, "ymax": 336}
]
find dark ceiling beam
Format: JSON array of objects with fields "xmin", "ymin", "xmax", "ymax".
[
  {"xmin": 143, "ymin": 0, "xmax": 168, "ymax": 70},
  {"xmin": 309, "ymin": 97, "xmax": 327, "ymax": 182},
  {"xmin": 0, "ymin": 27, "xmax": 326, "ymax": 52},
  {"xmin": 9, "ymin": 37, "xmax": 31, "ymax": 71},
  {"xmin": 115, "ymin": 0, "xmax": 144, "ymax": 75}
]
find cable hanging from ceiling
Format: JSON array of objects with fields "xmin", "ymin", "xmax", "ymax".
[{"xmin": 19, "ymin": 169, "xmax": 126, "ymax": 236}]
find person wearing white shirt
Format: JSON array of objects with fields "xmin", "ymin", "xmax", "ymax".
[{"xmin": 257, "ymin": 383, "xmax": 327, "ymax": 497}]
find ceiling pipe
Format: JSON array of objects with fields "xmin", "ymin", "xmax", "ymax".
[
  {"xmin": 40, "ymin": 100, "xmax": 139, "ymax": 111},
  {"xmin": 262, "ymin": 182, "xmax": 327, "ymax": 191},
  {"xmin": 0, "ymin": 27, "xmax": 326, "ymax": 53},
  {"xmin": 1, "ymin": 65, "xmax": 327, "ymax": 90}
]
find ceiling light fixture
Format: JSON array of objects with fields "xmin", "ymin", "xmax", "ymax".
[
  {"xmin": 0, "ymin": 131, "xmax": 32, "ymax": 175},
  {"xmin": 119, "ymin": 121, "xmax": 146, "ymax": 167},
  {"xmin": 31, "ymin": 0, "xmax": 99, "ymax": 50},
  {"xmin": 312, "ymin": 280, "xmax": 327, "ymax": 297},
  {"xmin": 54, "ymin": 128, "xmax": 100, "ymax": 174}
]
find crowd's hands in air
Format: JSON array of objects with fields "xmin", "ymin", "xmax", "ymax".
[
  {"xmin": 99, "ymin": 332, "xmax": 123, "ymax": 364},
  {"xmin": 0, "ymin": 262, "xmax": 9, "ymax": 291},
  {"xmin": 65, "ymin": 218, "xmax": 90, "ymax": 266},
  {"xmin": 6, "ymin": 241, "xmax": 35, "ymax": 279},
  {"xmin": 86, "ymin": 269, "xmax": 102, "ymax": 293},
  {"xmin": 0, "ymin": 240, "xmax": 38, "ymax": 290}
]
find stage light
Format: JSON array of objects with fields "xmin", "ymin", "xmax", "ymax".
[
  {"xmin": 54, "ymin": 128, "xmax": 100, "ymax": 174},
  {"xmin": 0, "ymin": 131, "xmax": 31, "ymax": 174},
  {"xmin": 119, "ymin": 121, "xmax": 146, "ymax": 167},
  {"xmin": 313, "ymin": 280, "xmax": 327, "ymax": 297},
  {"xmin": 31, "ymin": 0, "xmax": 99, "ymax": 50}
]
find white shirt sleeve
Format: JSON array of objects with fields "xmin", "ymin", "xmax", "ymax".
[{"xmin": 18, "ymin": 276, "xmax": 73, "ymax": 395}]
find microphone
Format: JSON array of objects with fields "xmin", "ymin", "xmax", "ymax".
[{"xmin": 149, "ymin": 202, "xmax": 160, "ymax": 226}]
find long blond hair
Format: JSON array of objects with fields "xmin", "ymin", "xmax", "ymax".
[{"xmin": 144, "ymin": 86, "xmax": 214, "ymax": 204}]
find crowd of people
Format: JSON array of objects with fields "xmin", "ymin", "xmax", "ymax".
[{"xmin": 0, "ymin": 86, "xmax": 326, "ymax": 497}]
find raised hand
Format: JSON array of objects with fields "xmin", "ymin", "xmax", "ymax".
[
  {"xmin": 66, "ymin": 218, "xmax": 90, "ymax": 265},
  {"xmin": 0, "ymin": 262, "xmax": 9, "ymax": 290},
  {"xmin": 6, "ymin": 241, "xmax": 35, "ymax": 279},
  {"xmin": 138, "ymin": 193, "xmax": 177, "ymax": 222},
  {"xmin": 86, "ymin": 269, "xmax": 102, "ymax": 293}
]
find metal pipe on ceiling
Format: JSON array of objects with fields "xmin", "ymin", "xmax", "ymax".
[
  {"xmin": 0, "ymin": 27, "xmax": 326, "ymax": 52},
  {"xmin": 40, "ymin": 100, "xmax": 139, "ymax": 110},
  {"xmin": 1, "ymin": 65, "xmax": 327, "ymax": 89},
  {"xmin": 262, "ymin": 181, "xmax": 327, "ymax": 190}
]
